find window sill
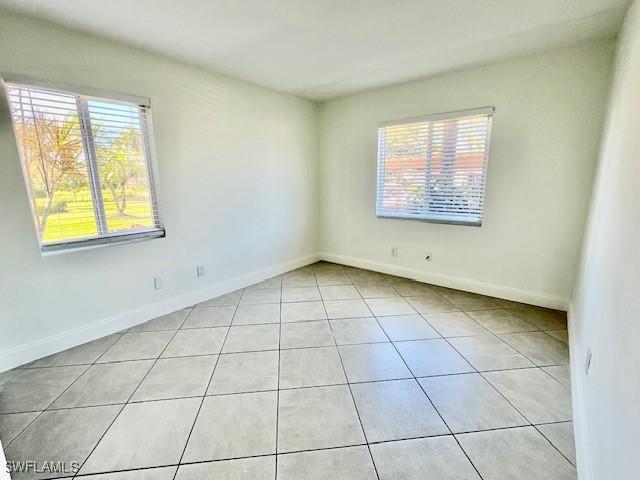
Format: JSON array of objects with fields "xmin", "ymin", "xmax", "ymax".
[
  {"xmin": 40, "ymin": 228, "xmax": 166, "ymax": 256},
  {"xmin": 376, "ymin": 213, "xmax": 482, "ymax": 227}
]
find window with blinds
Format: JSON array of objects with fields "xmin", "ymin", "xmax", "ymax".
[
  {"xmin": 376, "ymin": 107, "xmax": 494, "ymax": 226},
  {"xmin": 4, "ymin": 79, "xmax": 164, "ymax": 253}
]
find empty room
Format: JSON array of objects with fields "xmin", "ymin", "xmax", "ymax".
[{"xmin": 0, "ymin": 1, "xmax": 638, "ymax": 479}]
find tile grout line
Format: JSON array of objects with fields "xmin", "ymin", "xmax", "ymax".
[
  {"xmin": 425, "ymin": 315, "xmax": 576, "ymax": 468},
  {"xmin": 274, "ymin": 274, "xmax": 284, "ymax": 479},
  {"xmin": 531, "ymin": 423, "xmax": 577, "ymax": 467},
  {"xmin": 491, "ymin": 328, "xmax": 570, "ymax": 378},
  {"xmin": 68, "ymin": 418, "xmax": 575, "ymax": 477},
  {"xmin": 420, "ymin": 314, "xmax": 544, "ymax": 432},
  {"xmin": 17, "ymin": 331, "xmax": 569, "ymax": 368},
  {"xmin": 15, "ymin": 346, "xmax": 573, "ymax": 369},
  {"xmin": 72, "ymin": 306, "xmax": 196, "ymax": 479},
  {"xmin": 315, "ymin": 266, "xmax": 382, "ymax": 480},
  {"xmin": 30, "ymin": 423, "xmax": 575, "ymax": 480},
  {"xmin": 370, "ymin": 314, "xmax": 486, "ymax": 480},
  {"xmin": 4, "ymin": 263, "xmax": 572, "ymax": 478},
  {"xmin": 458, "ymin": 309, "xmax": 548, "ymax": 367},
  {"xmin": 433, "ymin": 334, "xmax": 543, "ymax": 431},
  {"xmin": 170, "ymin": 287, "xmax": 246, "ymax": 480},
  {"xmin": 371, "ymin": 288, "xmax": 570, "ymax": 460},
  {"xmin": 3, "ymin": 329, "xmax": 134, "ymax": 451},
  {"xmin": 451, "ymin": 309, "xmax": 572, "ymax": 397},
  {"xmin": 59, "ymin": 417, "xmax": 574, "ymax": 480},
  {"xmin": 0, "ymin": 360, "xmax": 572, "ymax": 417},
  {"xmin": 532, "ymin": 421, "xmax": 577, "ymax": 468},
  {"xmin": 16, "ymin": 308, "xmax": 567, "ymax": 360},
  {"xmin": 424, "ymin": 309, "xmax": 571, "ymax": 420},
  {"xmin": 3, "ymin": 368, "xmax": 93, "ymax": 451}
]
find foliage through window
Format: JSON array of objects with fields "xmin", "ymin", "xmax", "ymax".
[
  {"xmin": 5, "ymin": 80, "xmax": 164, "ymax": 253},
  {"xmin": 376, "ymin": 108, "xmax": 493, "ymax": 226}
]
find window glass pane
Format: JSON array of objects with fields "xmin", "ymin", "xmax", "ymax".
[
  {"xmin": 427, "ymin": 117, "xmax": 488, "ymax": 215},
  {"xmin": 88, "ymin": 100, "xmax": 156, "ymax": 234},
  {"xmin": 379, "ymin": 122, "xmax": 428, "ymax": 215},
  {"xmin": 7, "ymin": 86, "xmax": 98, "ymax": 244},
  {"xmin": 7, "ymin": 81, "xmax": 163, "ymax": 252},
  {"xmin": 376, "ymin": 110, "xmax": 492, "ymax": 225}
]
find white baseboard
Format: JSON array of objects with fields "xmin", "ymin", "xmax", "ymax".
[
  {"xmin": 567, "ymin": 301, "xmax": 591, "ymax": 480},
  {"xmin": 1, "ymin": 250, "xmax": 569, "ymax": 373},
  {"xmin": 320, "ymin": 252, "xmax": 569, "ymax": 311},
  {"xmin": 0, "ymin": 253, "xmax": 319, "ymax": 372}
]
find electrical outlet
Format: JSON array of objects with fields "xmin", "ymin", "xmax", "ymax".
[
  {"xmin": 424, "ymin": 252, "xmax": 432, "ymax": 262},
  {"xmin": 154, "ymin": 276, "xmax": 163, "ymax": 290},
  {"xmin": 391, "ymin": 247, "xmax": 399, "ymax": 258},
  {"xmin": 196, "ymin": 265, "xmax": 206, "ymax": 278}
]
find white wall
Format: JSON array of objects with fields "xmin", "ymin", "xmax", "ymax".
[
  {"xmin": 570, "ymin": 2, "xmax": 640, "ymax": 479},
  {"xmin": 318, "ymin": 41, "xmax": 614, "ymax": 308},
  {"xmin": 0, "ymin": 10, "xmax": 319, "ymax": 371}
]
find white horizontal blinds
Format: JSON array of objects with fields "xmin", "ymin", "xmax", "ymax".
[
  {"xmin": 7, "ymin": 85, "xmax": 99, "ymax": 243},
  {"xmin": 376, "ymin": 108, "xmax": 493, "ymax": 225},
  {"xmin": 87, "ymin": 99, "xmax": 160, "ymax": 234},
  {"xmin": 6, "ymin": 82, "xmax": 162, "ymax": 248}
]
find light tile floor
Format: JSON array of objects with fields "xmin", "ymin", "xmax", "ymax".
[{"xmin": 0, "ymin": 262, "xmax": 575, "ymax": 479}]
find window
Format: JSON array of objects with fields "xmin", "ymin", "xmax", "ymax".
[
  {"xmin": 376, "ymin": 107, "xmax": 494, "ymax": 226},
  {"xmin": 4, "ymin": 78, "xmax": 164, "ymax": 253}
]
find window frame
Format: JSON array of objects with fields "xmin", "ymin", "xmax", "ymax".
[
  {"xmin": 2, "ymin": 74, "xmax": 165, "ymax": 255},
  {"xmin": 375, "ymin": 106, "xmax": 494, "ymax": 227}
]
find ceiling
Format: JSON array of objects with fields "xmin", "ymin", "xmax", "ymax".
[{"xmin": 0, "ymin": 0, "xmax": 630, "ymax": 100}]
